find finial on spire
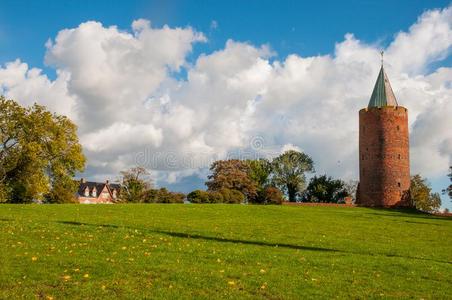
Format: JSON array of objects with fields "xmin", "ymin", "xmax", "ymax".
[{"xmin": 380, "ymin": 50, "xmax": 384, "ymax": 67}]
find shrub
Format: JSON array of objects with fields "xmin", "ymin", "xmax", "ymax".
[
  {"xmin": 187, "ymin": 190, "xmax": 210, "ymax": 204},
  {"xmin": 249, "ymin": 186, "xmax": 284, "ymax": 205},
  {"xmin": 144, "ymin": 188, "xmax": 185, "ymax": 203},
  {"xmin": 261, "ymin": 187, "xmax": 284, "ymax": 205},
  {"xmin": 220, "ymin": 188, "xmax": 245, "ymax": 204},
  {"xmin": 208, "ymin": 191, "xmax": 224, "ymax": 203}
]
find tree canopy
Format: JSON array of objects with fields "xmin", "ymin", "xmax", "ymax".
[
  {"xmin": 0, "ymin": 97, "xmax": 85, "ymax": 203},
  {"xmin": 301, "ymin": 175, "xmax": 349, "ymax": 203},
  {"xmin": 443, "ymin": 166, "xmax": 452, "ymax": 201},
  {"xmin": 271, "ymin": 150, "xmax": 314, "ymax": 202},
  {"xmin": 410, "ymin": 174, "xmax": 441, "ymax": 212},
  {"xmin": 206, "ymin": 159, "xmax": 258, "ymax": 200},
  {"xmin": 119, "ymin": 166, "xmax": 153, "ymax": 203}
]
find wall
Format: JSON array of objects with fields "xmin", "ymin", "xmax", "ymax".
[{"xmin": 358, "ymin": 106, "xmax": 411, "ymax": 207}]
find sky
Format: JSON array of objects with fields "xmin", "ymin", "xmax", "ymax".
[{"xmin": 0, "ymin": 0, "xmax": 451, "ymax": 208}]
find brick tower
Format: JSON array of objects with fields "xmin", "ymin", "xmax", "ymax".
[{"xmin": 357, "ymin": 58, "xmax": 411, "ymax": 207}]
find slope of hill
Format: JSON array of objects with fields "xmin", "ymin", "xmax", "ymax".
[{"xmin": 0, "ymin": 204, "xmax": 451, "ymax": 299}]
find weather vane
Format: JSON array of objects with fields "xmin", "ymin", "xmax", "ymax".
[{"xmin": 380, "ymin": 50, "xmax": 384, "ymax": 66}]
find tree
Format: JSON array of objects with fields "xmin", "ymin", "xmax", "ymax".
[
  {"xmin": 246, "ymin": 158, "xmax": 273, "ymax": 189},
  {"xmin": 442, "ymin": 166, "xmax": 452, "ymax": 200},
  {"xmin": 144, "ymin": 188, "xmax": 184, "ymax": 203},
  {"xmin": 410, "ymin": 175, "xmax": 441, "ymax": 212},
  {"xmin": 206, "ymin": 159, "xmax": 258, "ymax": 199},
  {"xmin": 0, "ymin": 97, "xmax": 85, "ymax": 203},
  {"xmin": 256, "ymin": 186, "xmax": 284, "ymax": 205},
  {"xmin": 301, "ymin": 175, "xmax": 348, "ymax": 203},
  {"xmin": 271, "ymin": 150, "xmax": 314, "ymax": 202},
  {"xmin": 187, "ymin": 190, "xmax": 211, "ymax": 203},
  {"xmin": 120, "ymin": 166, "xmax": 152, "ymax": 203}
]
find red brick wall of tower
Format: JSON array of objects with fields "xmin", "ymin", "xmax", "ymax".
[{"xmin": 358, "ymin": 106, "xmax": 411, "ymax": 207}]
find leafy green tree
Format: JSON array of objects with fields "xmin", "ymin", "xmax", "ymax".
[
  {"xmin": 120, "ymin": 166, "xmax": 152, "ymax": 203},
  {"xmin": 442, "ymin": 166, "xmax": 452, "ymax": 200},
  {"xmin": 219, "ymin": 188, "xmax": 245, "ymax": 204},
  {"xmin": 301, "ymin": 175, "xmax": 348, "ymax": 203},
  {"xmin": 271, "ymin": 150, "xmax": 314, "ymax": 202},
  {"xmin": 187, "ymin": 190, "xmax": 210, "ymax": 203},
  {"xmin": 144, "ymin": 188, "xmax": 185, "ymax": 203},
  {"xmin": 206, "ymin": 159, "xmax": 258, "ymax": 200},
  {"xmin": 0, "ymin": 97, "xmax": 85, "ymax": 203},
  {"xmin": 410, "ymin": 174, "xmax": 441, "ymax": 212},
  {"xmin": 255, "ymin": 186, "xmax": 284, "ymax": 205},
  {"xmin": 247, "ymin": 158, "xmax": 272, "ymax": 189}
]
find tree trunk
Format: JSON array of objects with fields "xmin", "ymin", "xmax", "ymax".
[{"xmin": 287, "ymin": 185, "xmax": 296, "ymax": 202}]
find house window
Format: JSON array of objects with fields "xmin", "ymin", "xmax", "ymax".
[
  {"xmin": 102, "ymin": 191, "xmax": 110, "ymax": 199},
  {"xmin": 112, "ymin": 190, "xmax": 117, "ymax": 199},
  {"xmin": 398, "ymin": 154, "xmax": 401, "ymax": 159},
  {"xmin": 92, "ymin": 188, "xmax": 97, "ymax": 197},
  {"xmin": 397, "ymin": 125, "xmax": 400, "ymax": 131},
  {"xmin": 397, "ymin": 182, "xmax": 401, "ymax": 188},
  {"xmin": 84, "ymin": 188, "xmax": 89, "ymax": 197}
]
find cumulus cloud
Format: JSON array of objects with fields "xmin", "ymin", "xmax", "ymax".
[{"xmin": 0, "ymin": 6, "xmax": 451, "ymax": 191}]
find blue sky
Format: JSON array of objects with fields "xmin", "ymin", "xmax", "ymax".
[
  {"xmin": 1, "ymin": 0, "xmax": 450, "ymax": 74},
  {"xmin": 0, "ymin": 1, "xmax": 451, "ymax": 208}
]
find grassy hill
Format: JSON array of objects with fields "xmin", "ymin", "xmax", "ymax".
[{"xmin": 0, "ymin": 204, "xmax": 451, "ymax": 299}]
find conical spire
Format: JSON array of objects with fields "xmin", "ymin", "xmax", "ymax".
[{"xmin": 368, "ymin": 53, "xmax": 398, "ymax": 108}]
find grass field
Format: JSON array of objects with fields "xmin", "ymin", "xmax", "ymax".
[{"xmin": 0, "ymin": 204, "xmax": 451, "ymax": 299}]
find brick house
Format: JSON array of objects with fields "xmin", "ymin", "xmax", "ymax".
[{"xmin": 76, "ymin": 178, "xmax": 120, "ymax": 204}]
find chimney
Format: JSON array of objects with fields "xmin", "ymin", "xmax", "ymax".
[
  {"xmin": 106, "ymin": 180, "xmax": 109, "ymax": 185},
  {"xmin": 80, "ymin": 178, "xmax": 86, "ymax": 183}
]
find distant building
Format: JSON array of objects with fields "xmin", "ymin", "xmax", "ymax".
[
  {"xmin": 76, "ymin": 178, "xmax": 120, "ymax": 204},
  {"xmin": 357, "ymin": 56, "xmax": 411, "ymax": 207}
]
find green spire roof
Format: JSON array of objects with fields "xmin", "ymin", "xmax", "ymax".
[{"xmin": 368, "ymin": 65, "xmax": 398, "ymax": 108}]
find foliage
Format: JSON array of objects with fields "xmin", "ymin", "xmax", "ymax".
[
  {"xmin": 144, "ymin": 188, "xmax": 184, "ymax": 204},
  {"xmin": 219, "ymin": 188, "xmax": 245, "ymax": 204},
  {"xmin": 207, "ymin": 190, "xmax": 224, "ymax": 203},
  {"xmin": 187, "ymin": 190, "xmax": 211, "ymax": 204},
  {"xmin": 0, "ymin": 97, "xmax": 85, "ymax": 203},
  {"xmin": 301, "ymin": 175, "xmax": 348, "ymax": 203},
  {"xmin": 410, "ymin": 174, "xmax": 442, "ymax": 212},
  {"xmin": 44, "ymin": 178, "xmax": 78, "ymax": 204},
  {"xmin": 246, "ymin": 158, "xmax": 272, "ymax": 189},
  {"xmin": 206, "ymin": 159, "xmax": 258, "ymax": 200},
  {"xmin": 443, "ymin": 166, "xmax": 452, "ymax": 200},
  {"xmin": 119, "ymin": 166, "xmax": 152, "ymax": 203},
  {"xmin": 271, "ymin": 150, "xmax": 314, "ymax": 202},
  {"xmin": 1, "ymin": 205, "xmax": 451, "ymax": 299},
  {"xmin": 255, "ymin": 186, "xmax": 284, "ymax": 205},
  {"xmin": 187, "ymin": 188, "xmax": 245, "ymax": 204}
]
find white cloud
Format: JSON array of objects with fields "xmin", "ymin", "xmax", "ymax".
[{"xmin": 0, "ymin": 6, "xmax": 451, "ymax": 191}]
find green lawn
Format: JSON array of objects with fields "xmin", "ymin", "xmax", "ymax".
[{"xmin": 0, "ymin": 204, "xmax": 451, "ymax": 299}]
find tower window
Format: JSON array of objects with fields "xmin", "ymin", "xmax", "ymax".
[
  {"xmin": 397, "ymin": 125, "xmax": 400, "ymax": 131},
  {"xmin": 398, "ymin": 154, "xmax": 401, "ymax": 159},
  {"xmin": 397, "ymin": 182, "xmax": 401, "ymax": 188}
]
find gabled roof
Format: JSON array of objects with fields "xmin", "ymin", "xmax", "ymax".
[
  {"xmin": 77, "ymin": 181, "xmax": 120, "ymax": 198},
  {"xmin": 368, "ymin": 65, "xmax": 398, "ymax": 108}
]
